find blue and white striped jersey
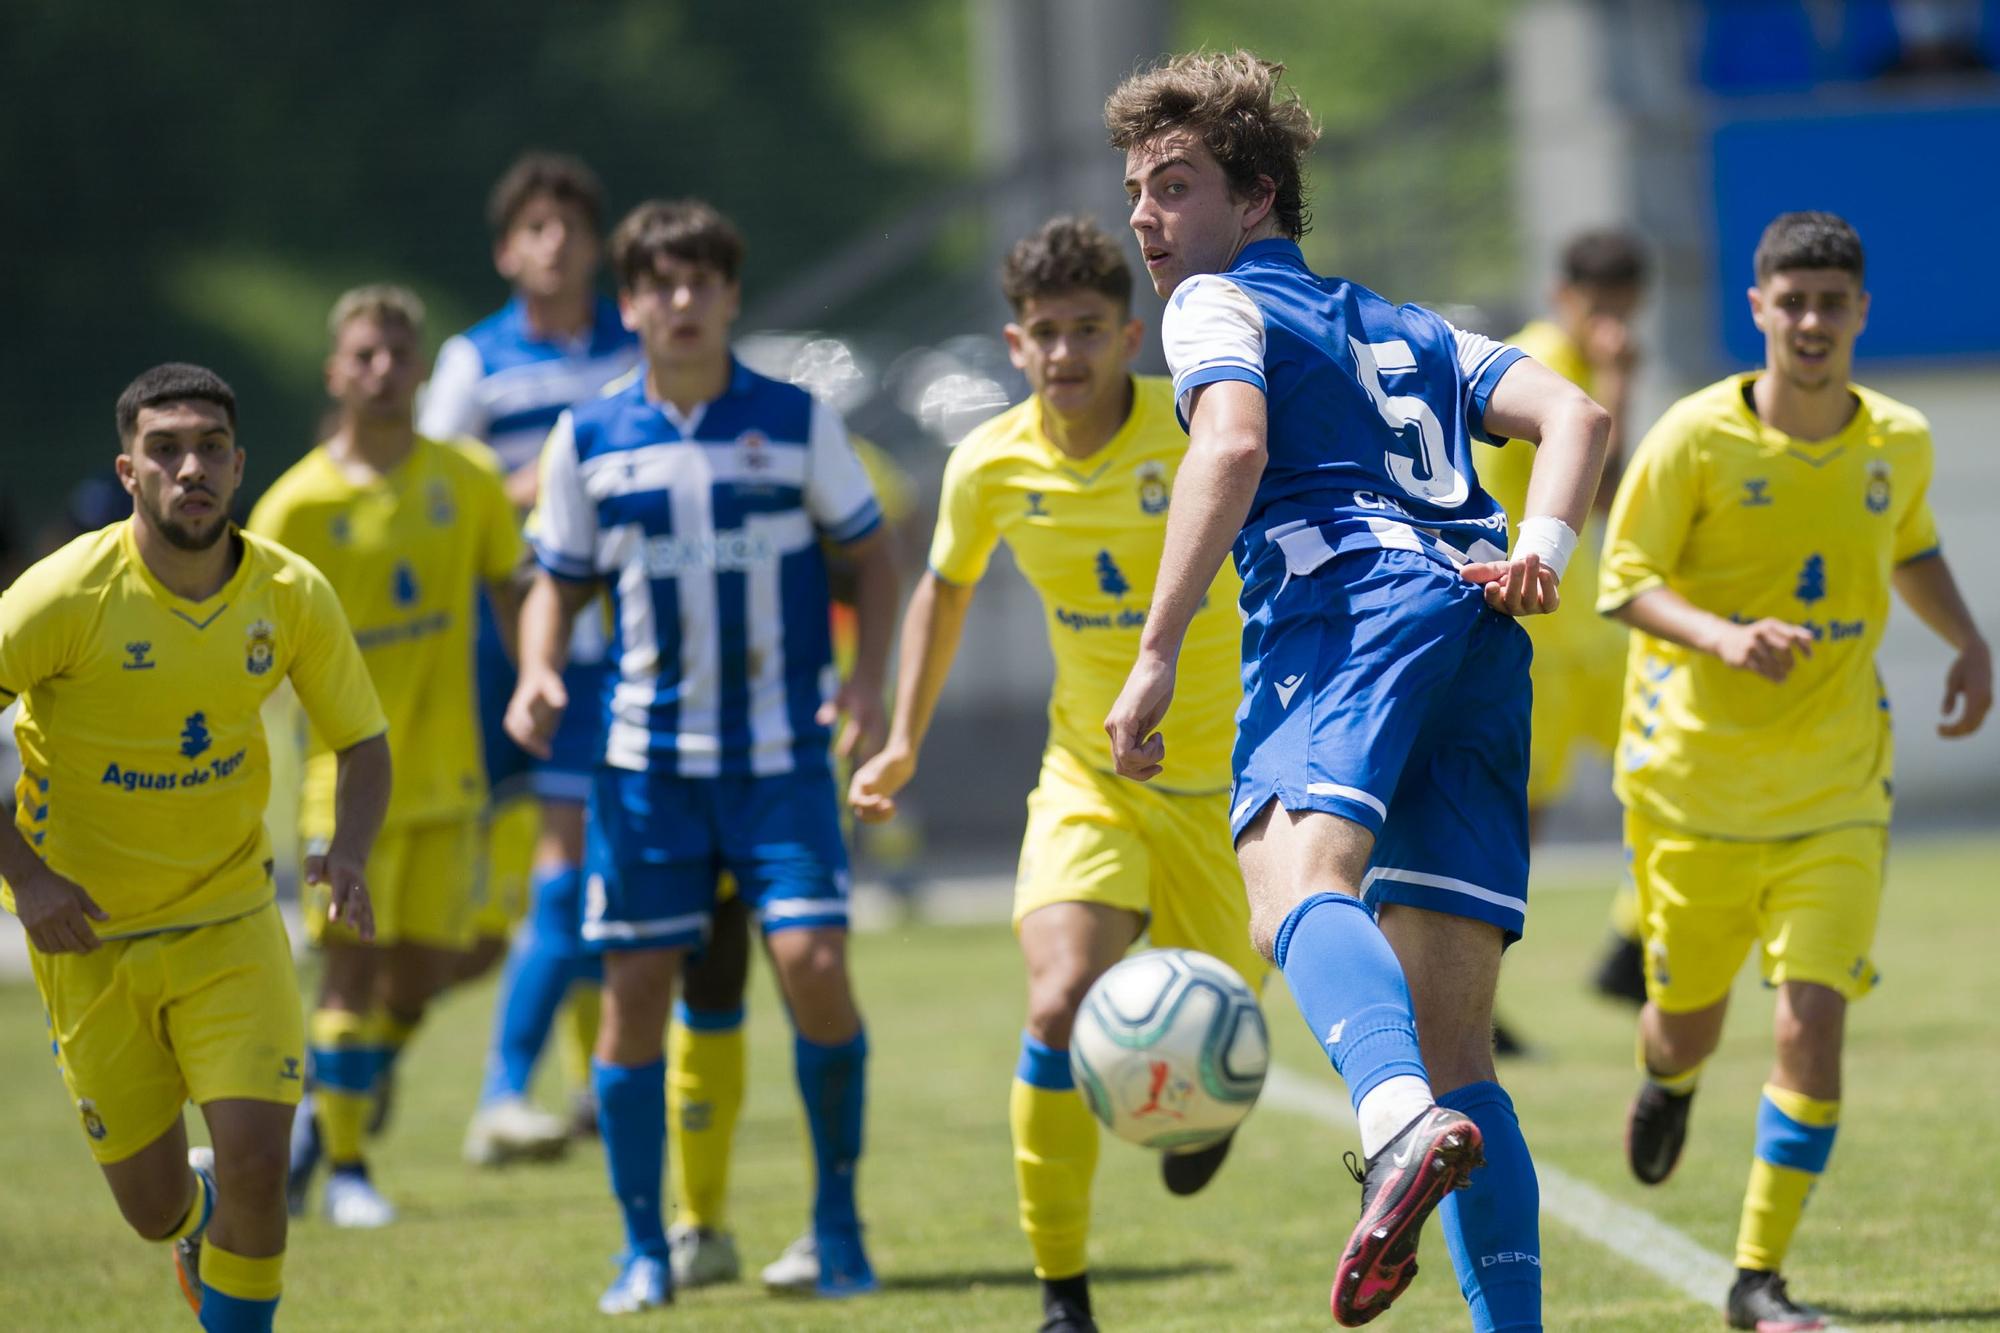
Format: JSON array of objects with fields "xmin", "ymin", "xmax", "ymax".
[
  {"xmin": 530, "ymin": 361, "xmax": 883, "ymax": 778},
  {"xmin": 1162, "ymin": 239, "xmax": 1523, "ymax": 583},
  {"xmin": 420, "ymin": 295, "xmax": 641, "ymax": 476}
]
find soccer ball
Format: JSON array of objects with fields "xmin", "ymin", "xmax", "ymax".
[{"xmin": 1069, "ymin": 948, "xmax": 1268, "ymax": 1152}]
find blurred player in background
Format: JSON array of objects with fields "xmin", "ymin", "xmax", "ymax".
[
  {"xmin": 0, "ymin": 364, "xmax": 389, "ymax": 1331},
  {"xmin": 847, "ymin": 215, "xmax": 1266, "ymax": 1333},
  {"xmin": 421, "ymin": 152, "xmax": 641, "ymax": 1163},
  {"xmin": 1472, "ymin": 228, "xmax": 1652, "ymax": 1046},
  {"xmin": 1601, "ymin": 211, "xmax": 1990, "ymax": 1331},
  {"xmin": 251, "ymin": 287, "xmax": 523, "ymax": 1228},
  {"xmin": 1105, "ymin": 52, "xmax": 1611, "ymax": 1329},
  {"xmin": 510, "ymin": 199, "xmax": 897, "ymax": 1314}
]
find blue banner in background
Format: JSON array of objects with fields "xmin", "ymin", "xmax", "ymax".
[{"xmin": 1712, "ymin": 100, "xmax": 2000, "ymax": 366}]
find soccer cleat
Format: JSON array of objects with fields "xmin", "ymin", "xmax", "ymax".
[
  {"xmin": 1330, "ymin": 1105, "xmax": 1484, "ymax": 1327},
  {"xmin": 1726, "ymin": 1269, "xmax": 1826, "ymax": 1331},
  {"xmin": 322, "ymin": 1167, "xmax": 397, "ymax": 1229},
  {"xmin": 1039, "ymin": 1301, "xmax": 1100, "ymax": 1333},
  {"xmin": 1592, "ymin": 934, "xmax": 1650, "ymax": 1006},
  {"xmin": 667, "ymin": 1223, "xmax": 741, "ymax": 1288},
  {"xmin": 597, "ymin": 1251, "xmax": 673, "ymax": 1315},
  {"xmin": 462, "ymin": 1097, "xmax": 571, "ymax": 1167},
  {"xmin": 173, "ymin": 1147, "xmax": 217, "ymax": 1315},
  {"xmin": 1491, "ymin": 1016, "xmax": 1532, "ymax": 1059},
  {"xmin": 286, "ymin": 1094, "xmax": 321, "ymax": 1218},
  {"xmin": 1161, "ymin": 1130, "xmax": 1236, "ymax": 1196},
  {"xmin": 1625, "ymin": 1082, "xmax": 1695, "ymax": 1185},
  {"xmin": 759, "ymin": 1231, "xmax": 819, "ymax": 1291}
]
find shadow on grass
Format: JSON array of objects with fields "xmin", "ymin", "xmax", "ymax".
[
  {"xmin": 881, "ymin": 1260, "xmax": 1230, "ymax": 1293},
  {"xmin": 1817, "ymin": 1306, "xmax": 2000, "ymax": 1325}
]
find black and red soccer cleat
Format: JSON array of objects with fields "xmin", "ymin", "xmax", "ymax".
[
  {"xmin": 1727, "ymin": 1269, "xmax": 1826, "ymax": 1331},
  {"xmin": 1330, "ymin": 1105, "xmax": 1484, "ymax": 1327}
]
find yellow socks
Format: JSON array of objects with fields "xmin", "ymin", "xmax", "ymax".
[
  {"xmin": 1011, "ymin": 1035, "xmax": 1098, "ymax": 1280},
  {"xmin": 667, "ymin": 1001, "xmax": 747, "ymax": 1229},
  {"xmin": 1736, "ymin": 1083, "xmax": 1838, "ymax": 1272},
  {"xmin": 307, "ymin": 1007, "xmax": 372, "ymax": 1165},
  {"xmin": 198, "ymin": 1243, "xmax": 283, "ymax": 1330}
]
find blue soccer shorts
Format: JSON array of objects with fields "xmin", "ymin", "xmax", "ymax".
[
  {"xmin": 581, "ymin": 763, "xmax": 852, "ymax": 952},
  {"xmin": 1230, "ymin": 545, "xmax": 1533, "ymax": 942},
  {"xmin": 476, "ymin": 592, "xmax": 610, "ymax": 805}
]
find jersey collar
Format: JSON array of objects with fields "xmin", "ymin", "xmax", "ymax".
[
  {"xmin": 1229, "ymin": 237, "xmax": 1305, "ymax": 272},
  {"xmin": 1026, "ymin": 375, "xmax": 1148, "ymax": 480},
  {"xmin": 119, "ymin": 518, "xmax": 255, "ymax": 625}
]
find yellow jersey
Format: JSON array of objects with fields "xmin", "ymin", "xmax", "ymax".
[
  {"xmin": 0, "ymin": 522, "xmax": 386, "ymax": 938},
  {"xmin": 248, "ymin": 435, "xmax": 522, "ymax": 835},
  {"xmin": 1597, "ymin": 374, "xmax": 1941, "ymax": 839},
  {"xmin": 1471, "ymin": 320, "xmax": 1618, "ymax": 661},
  {"xmin": 929, "ymin": 377, "xmax": 1241, "ymax": 793}
]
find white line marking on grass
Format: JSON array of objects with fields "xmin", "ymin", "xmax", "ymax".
[{"xmin": 1260, "ymin": 1066, "xmax": 1852, "ymax": 1331}]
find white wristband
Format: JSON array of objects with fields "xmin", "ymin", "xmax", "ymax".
[{"xmin": 1510, "ymin": 515, "xmax": 1578, "ymax": 582}]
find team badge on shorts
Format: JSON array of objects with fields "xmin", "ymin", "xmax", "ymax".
[
  {"xmin": 77, "ymin": 1098, "xmax": 107, "ymax": 1141},
  {"xmin": 245, "ymin": 619, "xmax": 275, "ymax": 675},
  {"xmin": 1137, "ymin": 460, "xmax": 1170, "ymax": 515},
  {"xmin": 1864, "ymin": 461, "xmax": 1891, "ymax": 514}
]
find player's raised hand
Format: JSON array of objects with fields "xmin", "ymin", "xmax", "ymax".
[
  {"xmin": 820, "ymin": 679, "xmax": 888, "ymax": 765},
  {"xmin": 1461, "ymin": 552, "xmax": 1561, "ymax": 617},
  {"xmin": 13, "ymin": 866, "xmax": 109, "ymax": 955},
  {"xmin": 1939, "ymin": 639, "xmax": 1993, "ymax": 738},
  {"xmin": 1105, "ymin": 651, "xmax": 1175, "ymax": 782},
  {"xmin": 848, "ymin": 745, "xmax": 917, "ymax": 824},
  {"xmin": 505, "ymin": 667, "xmax": 568, "ymax": 759},
  {"xmin": 1715, "ymin": 618, "xmax": 1816, "ymax": 683},
  {"xmin": 306, "ymin": 850, "xmax": 375, "ymax": 943}
]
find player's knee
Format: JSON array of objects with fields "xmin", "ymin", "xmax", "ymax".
[
  {"xmin": 214, "ymin": 1136, "xmax": 291, "ymax": 1208},
  {"xmin": 1773, "ymin": 982, "xmax": 1845, "ymax": 1071},
  {"xmin": 1246, "ymin": 900, "xmax": 1287, "ymax": 964},
  {"xmin": 1024, "ymin": 967, "xmax": 1100, "ymax": 1048},
  {"xmin": 117, "ymin": 1185, "xmax": 191, "ymax": 1242}
]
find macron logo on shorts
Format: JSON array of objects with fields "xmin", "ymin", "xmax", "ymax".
[{"xmin": 1274, "ymin": 673, "xmax": 1305, "ymax": 708}]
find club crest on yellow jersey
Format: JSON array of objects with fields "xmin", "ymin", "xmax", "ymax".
[
  {"xmin": 244, "ymin": 618, "xmax": 275, "ymax": 675},
  {"xmin": 1136, "ymin": 460, "xmax": 1170, "ymax": 515},
  {"xmin": 77, "ymin": 1098, "xmax": 107, "ymax": 1141},
  {"xmin": 1865, "ymin": 460, "xmax": 1891, "ymax": 514},
  {"xmin": 427, "ymin": 477, "xmax": 456, "ymax": 526}
]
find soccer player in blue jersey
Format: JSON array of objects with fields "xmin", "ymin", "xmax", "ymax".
[
  {"xmin": 420, "ymin": 153, "xmax": 641, "ymax": 1163},
  {"xmin": 1103, "ymin": 53, "xmax": 1610, "ymax": 1330},
  {"xmin": 508, "ymin": 198, "xmax": 897, "ymax": 1314}
]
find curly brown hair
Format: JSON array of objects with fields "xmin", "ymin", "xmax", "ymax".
[
  {"xmin": 1000, "ymin": 216, "xmax": 1132, "ymax": 316},
  {"xmin": 1104, "ymin": 50, "xmax": 1321, "ymax": 241}
]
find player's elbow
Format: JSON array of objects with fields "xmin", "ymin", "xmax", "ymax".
[{"xmin": 1198, "ymin": 425, "xmax": 1267, "ymax": 473}]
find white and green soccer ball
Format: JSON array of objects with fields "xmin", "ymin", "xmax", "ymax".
[{"xmin": 1069, "ymin": 948, "xmax": 1268, "ymax": 1151}]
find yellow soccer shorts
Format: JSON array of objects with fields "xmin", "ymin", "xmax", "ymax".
[
  {"xmin": 30, "ymin": 902, "xmax": 305, "ymax": 1164},
  {"xmin": 1624, "ymin": 807, "xmax": 1886, "ymax": 1013},
  {"xmin": 1014, "ymin": 745, "xmax": 1268, "ymax": 993},
  {"xmin": 306, "ymin": 816, "xmax": 483, "ymax": 949},
  {"xmin": 469, "ymin": 796, "xmax": 540, "ymax": 940}
]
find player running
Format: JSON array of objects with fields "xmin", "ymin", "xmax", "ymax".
[
  {"xmin": 420, "ymin": 152, "xmax": 640, "ymax": 1162},
  {"xmin": 1472, "ymin": 228, "xmax": 1653, "ymax": 1036},
  {"xmin": 1601, "ymin": 211, "xmax": 1989, "ymax": 1331},
  {"xmin": 0, "ymin": 363, "xmax": 390, "ymax": 1332},
  {"xmin": 847, "ymin": 216, "xmax": 1267, "ymax": 1333},
  {"xmin": 250, "ymin": 287, "xmax": 523, "ymax": 1227},
  {"xmin": 1102, "ymin": 52, "xmax": 1610, "ymax": 1330},
  {"xmin": 509, "ymin": 198, "xmax": 897, "ymax": 1314}
]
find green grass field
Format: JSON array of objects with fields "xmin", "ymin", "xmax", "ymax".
[{"xmin": 4, "ymin": 834, "xmax": 1997, "ymax": 1331}]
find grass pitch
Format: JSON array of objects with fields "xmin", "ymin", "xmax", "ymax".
[{"xmin": 2, "ymin": 834, "xmax": 1996, "ymax": 1330}]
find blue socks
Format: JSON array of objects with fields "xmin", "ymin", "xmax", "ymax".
[
  {"xmin": 1438, "ymin": 1081, "xmax": 1541, "ymax": 1332},
  {"xmin": 198, "ymin": 1288, "xmax": 278, "ymax": 1332},
  {"xmin": 1016, "ymin": 1033, "xmax": 1074, "ymax": 1090},
  {"xmin": 594, "ymin": 1058, "xmax": 669, "ymax": 1260},
  {"xmin": 1272, "ymin": 893, "xmax": 1428, "ymax": 1109},
  {"xmin": 482, "ymin": 866, "xmax": 599, "ymax": 1103},
  {"xmin": 794, "ymin": 1030, "xmax": 868, "ymax": 1237}
]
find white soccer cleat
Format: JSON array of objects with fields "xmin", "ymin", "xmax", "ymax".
[
  {"xmin": 758, "ymin": 1231, "xmax": 819, "ymax": 1292},
  {"xmin": 668, "ymin": 1223, "xmax": 741, "ymax": 1288},
  {"xmin": 462, "ymin": 1097, "xmax": 571, "ymax": 1167},
  {"xmin": 322, "ymin": 1170, "xmax": 397, "ymax": 1229}
]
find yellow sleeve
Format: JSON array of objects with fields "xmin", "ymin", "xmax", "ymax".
[
  {"xmin": 284, "ymin": 561, "xmax": 388, "ymax": 752},
  {"xmin": 853, "ymin": 436, "xmax": 916, "ymax": 526},
  {"xmin": 1597, "ymin": 411, "xmax": 1702, "ymax": 615},
  {"xmin": 0, "ymin": 562, "xmax": 80, "ymax": 707},
  {"xmin": 244, "ymin": 485, "xmax": 296, "ymax": 547},
  {"xmin": 925, "ymin": 441, "xmax": 999, "ymax": 587},
  {"xmin": 1893, "ymin": 436, "xmax": 1942, "ymax": 565}
]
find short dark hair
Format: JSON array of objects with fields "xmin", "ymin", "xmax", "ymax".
[
  {"xmin": 610, "ymin": 199, "xmax": 746, "ymax": 289},
  {"xmin": 487, "ymin": 151, "xmax": 606, "ymax": 238},
  {"xmin": 116, "ymin": 363, "xmax": 237, "ymax": 445},
  {"xmin": 1754, "ymin": 211, "xmax": 1864, "ymax": 283},
  {"xmin": 1001, "ymin": 216, "xmax": 1133, "ymax": 315},
  {"xmin": 1105, "ymin": 50, "xmax": 1322, "ymax": 241},
  {"xmin": 1560, "ymin": 228, "xmax": 1649, "ymax": 290}
]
